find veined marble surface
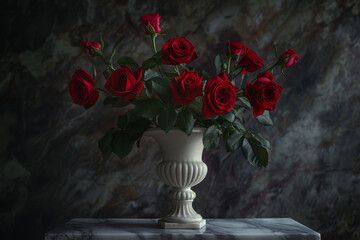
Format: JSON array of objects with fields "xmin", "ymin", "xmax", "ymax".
[{"xmin": 45, "ymin": 218, "xmax": 321, "ymax": 240}]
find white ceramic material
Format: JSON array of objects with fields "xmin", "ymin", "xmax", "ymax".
[{"xmin": 143, "ymin": 128, "xmax": 208, "ymax": 229}]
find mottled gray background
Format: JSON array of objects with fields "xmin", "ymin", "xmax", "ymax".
[{"xmin": 1, "ymin": 0, "xmax": 359, "ymax": 239}]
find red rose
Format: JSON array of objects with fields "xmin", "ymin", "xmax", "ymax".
[
  {"xmin": 170, "ymin": 70, "xmax": 203, "ymax": 105},
  {"xmin": 140, "ymin": 13, "xmax": 161, "ymax": 34},
  {"xmin": 239, "ymin": 48, "xmax": 263, "ymax": 72},
  {"xmin": 84, "ymin": 41, "xmax": 101, "ymax": 56},
  {"xmin": 202, "ymin": 72, "xmax": 238, "ymax": 117},
  {"xmin": 245, "ymin": 71, "xmax": 281, "ymax": 117},
  {"xmin": 280, "ymin": 49, "xmax": 299, "ymax": 68},
  {"xmin": 227, "ymin": 41, "xmax": 247, "ymax": 55},
  {"xmin": 68, "ymin": 69, "xmax": 99, "ymax": 109},
  {"xmin": 105, "ymin": 66, "xmax": 144, "ymax": 100},
  {"xmin": 161, "ymin": 37, "xmax": 198, "ymax": 65},
  {"xmin": 257, "ymin": 71, "xmax": 274, "ymax": 81}
]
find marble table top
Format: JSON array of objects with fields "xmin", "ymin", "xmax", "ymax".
[{"xmin": 45, "ymin": 218, "xmax": 321, "ymax": 240}]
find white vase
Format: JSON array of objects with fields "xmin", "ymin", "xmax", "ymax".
[{"xmin": 143, "ymin": 128, "xmax": 207, "ymax": 229}]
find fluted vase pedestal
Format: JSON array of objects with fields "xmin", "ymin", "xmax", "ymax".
[{"xmin": 143, "ymin": 128, "xmax": 207, "ymax": 229}]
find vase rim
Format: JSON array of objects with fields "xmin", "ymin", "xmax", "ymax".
[{"xmin": 145, "ymin": 127, "xmax": 205, "ymax": 133}]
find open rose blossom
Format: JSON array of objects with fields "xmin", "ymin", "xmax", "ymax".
[
  {"xmin": 202, "ymin": 72, "xmax": 238, "ymax": 117},
  {"xmin": 140, "ymin": 13, "xmax": 161, "ymax": 34},
  {"xmin": 239, "ymin": 48, "xmax": 263, "ymax": 72},
  {"xmin": 245, "ymin": 71, "xmax": 281, "ymax": 117},
  {"xmin": 227, "ymin": 41, "xmax": 247, "ymax": 55},
  {"xmin": 105, "ymin": 66, "xmax": 144, "ymax": 100},
  {"xmin": 68, "ymin": 69, "xmax": 99, "ymax": 109},
  {"xmin": 170, "ymin": 70, "xmax": 203, "ymax": 105},
  {"xmin": 280, "ymin": 49, "xmax": 299, "ymax": 68},
  {"xmin": 161, "ymin": 37, "xmax": 198, "ymax": 65},
  {"xmin": 84, "ymin": 41, "xmax": 101, "ymax": 56}
]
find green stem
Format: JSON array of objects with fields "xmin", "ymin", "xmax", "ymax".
[
  {"xmin": 239, "ymin": 69, "xmax": 245, "ymax": 87},
  {"xmin": 173, "ymin": 65, "xmax": 180, "ymax": 76},
  {"xmin": 99, "ymin": 54, "xmax": 115, "ymax": 71},
  {"xmin": 179, "ymin": 64, "xmax": 189, "ymax": 71},
  {"xmin": 150, "ymin": 34, "xmax": 165, "ymax": 77},
  {"xmin": 151, "ymin": 34, "xmax": 157, "ymax": 53},
  {"xmin": 250, "ymin": 60, "xmax": 281, "ymax": 84},
  {"xmin": 227, "ymin": 56, "xmax": 232, "ymax": 75}
]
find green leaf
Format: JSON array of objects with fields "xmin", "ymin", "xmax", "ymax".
[
  {"xmin": 103, "ymin": 96, "xmax": 130, "ymax": 108},
  {"xmin": 103, "ymin": 69, "xmax": 113, "ymax": 80},
  {"xmin": 151, "ymin": 77, "xmax": 171, "ymax": 95},
  {"xmin": 92, "ymin": 64, "xmax": 97, "ymax": 80},
  {"xmin": 251, "ymin": 132, "xmax": 270, "ymax": 150},
  {"xmin": 98, "ymin": 128, "xmax": 116, "ymax": 160},
  {"xmin": 241, "ymin": 137, "xmax": 269, "ymax": 168},
  {"xmin": 255, "ymin": 110, "xmax": 273, "ymax": 126},
  {"xmin": 110, "ymin": 36, "xmax": 125, "ymax": 64},
  {"xmin": 117, "ymin": 56, "xmax": 139, "ymax": 71},
  {"xmin": 189, "ymin": 100, "xmax": 203, "ymax": 117},
  {"xmin": 127, "ymin": 118, "xmax": 152, "ymax": 139},
  {"xmin": 144, "ymin": 69, "xmax": 159, "ymax": 81},
  {"xmin": 164, "ymin": 71, "xmax": 178, "ymax": 79},
  {"xmin": 117, "ymin": 114, "xmax": 128, "ymax": 129},
  {"xmin": 274, "ymin": 44, "xmax": 279, "ymax": 58},
  {"xmin": 177, "ymin": 109, "xmax": 194, "ymax": 135},
  {"xmin": 221, "ymin": 111, "xmax": 235, "ymax": 122},
  {"xmin": 238, "ymin": 96, "xmax": 252, "ymax": 108},
  {"xmin": 133, "ymin": 99, "xmax": 164, "ymax": 118},
  {"xmin": 234, "ymin": 107, "xmax": 246, "ymax": 123},
  {"xmin": 99, "ymin": 34, "xmax": 104, "ymax": 50},
  {"xmin": 226, "ymin": 131, "xmax": 244, "ymax": 152},
  {"xmin": 142, "ymin": 58, "xmax": 158, "ymax": 70},
  {"xmin": 203, "ymin": 125, "xmax": 221, "ymax": 150},
  {"xmin": 233, "ymin": 121, "xmax": 245, "ymax": 132},
  {"xmin": 214, "ymin": 55, "xmax": 221, "ymax": 74},
  {"xmin": 145, "ymin": 80, "xmax": 153, "ymax": 97},
  {"xmin": 111, "ymin": 130, "xmax": 134, "ymax": 159},
  {"xmin": 151, "ymin": 77, "xmax": 171, "ymax": 103},
  {"xmin": 142, "ymin": 55, "xmax": 163, "ymax": 70},
  {"xmin": 158, "ymin": 108, "xmax": 177, "ymax": 133}
]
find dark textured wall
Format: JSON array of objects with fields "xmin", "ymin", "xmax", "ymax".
[{"xmin": 1, "ymin": 0, "xmax": 359, "ymax": 239}]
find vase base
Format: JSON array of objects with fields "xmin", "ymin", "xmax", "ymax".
[{"xmin": 158, "ymin": 219, "xmax": 206, "ymax": 229}]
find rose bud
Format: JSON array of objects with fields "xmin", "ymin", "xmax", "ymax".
[
  {"xmin": 84, "ymin": 41, "xmax": 101, "ymax": 56},
  {"xmin": 245, "ymin": 71, "xmax": 281, "ymax": 117},
  {"xmin": 227, "ymin": 41, "xmax": 247, "ymax": 56},
  {"xmin": 161, "ymin": 37, "xmax": 198, "ymax": 65},
  {"xmin": 170, "ymin": 70, "xmax": 203, "ymax": 106},
  {"xmin": 105, "ymin": 66, "xmax": 144, "ymax": 100},
  {"xmin": 68, "ymin": 69, "xmax": 99, "ymax": 109},
  {"xmin": 202, "ymin": 72, "xmax": 238, "ymax": 117},
  {"xmin": 280, "ymin": 49, "xmax": 299, "ymax": 68},
  {"xmin": 239, "ymin": 48, "xmax": 264, "ymax": 72},
  {"xmin": 140, "ymin": 13, "xmax": 161, "ymax": 35}
]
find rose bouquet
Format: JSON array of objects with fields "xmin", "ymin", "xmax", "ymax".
[{"xmin": 69, "ymin": 13, "xmax": 298, "ymax": 168}]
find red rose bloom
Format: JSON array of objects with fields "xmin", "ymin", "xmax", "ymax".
[
  {"xmin": 68, "ymin": 69, "xmax": 99, "ymax": 109},
  {"xmin": 161, "ymin": 37, "xmax": 198, "ymax": 65},
  {"xmin": 239, "ymin": 48, "xmax": 263, "ymax": 72},
  {"xmin": 84, "ymin": 41, "xmax": 101, "ymax": 56},
  {"xmin": 140, "ymin": 13, "xmax": 161, "ymax": 34},
  {"xmin": 227, "ymin": 41, "xmax": 247, "ymax": 55},
  {"xmin": 245, "ymin": 71, "xmax": 281, "ymax": 117},
  {"xmin": 280, "ymin": 49, "xmax": 299, "ymax": 68},
  {"xmin": 170, "ymin": 70, "xmax": 203, "ymax": 105},
  {"xmin": 105, "ymin": 66, "xmax": 144, "ymax": 100},
  {"xmin": 202, "ymin": 72, "xmax": 238, "ymax": 117}
]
